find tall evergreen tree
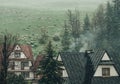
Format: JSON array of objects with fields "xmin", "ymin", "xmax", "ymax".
[
  {"xmin": 92, "ymin": 5, "xmax": 106, "ymax": 48},
  {"xmin": 37, "ymin": 41, "xmax": 64, "ymax": 84},
  {"xmin": 112, "ymin": 0, "xmax": 120, "ymax": 37},
  {"xmin": 104, "ymin": 2, "xmax": 114, "ymax": 49},
  {"xmin": 111, "ymin": 0, "xmax": 120, "ymax": 53},
  {"xmin": 67, "ymin": 10, "xmax": 81, "ymax": 39},
  {"xmin": 0, "ymin": 33, "xmax": 18, "ymax": 84},
  {"xmin": 66, "ymin": 9, "xmax": 81, "ymax": 51},
  {"xmin": 83, "ymin": 14, "xmax": 90, "ymax": 33},
  {"xmin": 61, "ymin": 21, "xmax": 71, "ymax": 51}
]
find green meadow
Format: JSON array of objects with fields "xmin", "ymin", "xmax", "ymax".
[{"xmin": 0, "ymin": 0, "xmax": 109, "ymax": 56}]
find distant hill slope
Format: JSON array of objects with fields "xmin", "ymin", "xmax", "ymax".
[{"xmin": 0, "ymin": 0, "xmax": 109, "ymax": 56}]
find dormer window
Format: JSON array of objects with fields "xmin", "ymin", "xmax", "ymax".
[
  {"xmin": 14, "ymin": 52, "xmax": 21, "ymax": 58},
  {"xmin": 102, "ymin": 68, "xmax": 110, "ymax": 77}
]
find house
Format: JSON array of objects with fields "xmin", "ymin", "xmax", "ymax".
[
  {"xmin": 0, "ymin": 44, "xmax": 34, "ymax": 81},
  {"xmin": 58, "ymin": 49, "xmax": 120, "ymax": 84}
]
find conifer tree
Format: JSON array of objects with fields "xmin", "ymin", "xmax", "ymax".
[
  {"xmin": 83, "ymin": 14, "xmax": 90, "ymax": 33},
  {"xmin": 104, "ymin": 2, "xmax": 114, "ymax": 47},
  {"xmin": 92, "ymin": 5, "xmax": 106, "ymax": 48},
  {"xmin": 111, "ymin": 0, "xmax": 120, "ymax": 52},
  {"xmin": 0, "ymin": 33, "xmax": 18, "ymax": 84},
  {"xmin": 67, "ymin": 9, "xmax": 81, "ymax": 51},
  {"xmin": 61, "ymin": 21, "xmax": 71, "ymax": 51},
  {"xmin": 38, "ymin": 41, "xmax": 64, "ymax": 84}
]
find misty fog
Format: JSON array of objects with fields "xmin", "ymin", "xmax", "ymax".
[{"xmin": 0, "ymin": 0, "xmax": 109, "ymax": 10}]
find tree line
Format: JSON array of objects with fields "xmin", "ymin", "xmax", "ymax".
[{"xmin": 61, "ymin": 0, "xmax": 120, "ymax": 55}]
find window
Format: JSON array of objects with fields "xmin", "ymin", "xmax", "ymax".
[
  {"xmin": 21, "ymin": 72, "xmax": 29, "ymax": 78},
  {"xmin": 102, "ymin": 68, "xmax": 110, "ymax": 77},
  {"xmin": 8, "ymin": 61, "xmax": 14, "ymax": 70},
  {"xmin": 21, "ymin": 61, "xmax": 29, "ymax": 70},
  {"xmin": 14, "ymin": 52, "xmax": 21, "ymax": 58},
  {"xmin": 24, "ymin": 61, "xmax": 29, "ymax": 67}
]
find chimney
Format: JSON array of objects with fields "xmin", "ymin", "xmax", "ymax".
[{"xmin": 86, "ymin": 50, "xmax": 94, "ymax": 54}]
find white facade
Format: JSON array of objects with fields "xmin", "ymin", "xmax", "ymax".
[
  {"xmin": 102, "ymin": 53, "xmax": 110, "ymax": 61},
  {"xmin": 58, "ymin": 54, "xmax": 62, "ymax": 61},
  {"xmin": 8, "ymin": 45, "xmax": 34, "ymax": 80},
  {"xmin": 9, "ymin": 52, "xmax": 27, "ymax": 59},
  {"xmin": 62, "ymin": 66, "xmax": 68, "ymax": 77},
  {"xmin": 29, "ymin": 72, "xmax": 34, "ymax": 79},
  {"xmin": 94, "ymin": 52, "xmax": 119, "ymax": 77},
  {"xmin": 58, "ymin": 55, "xmax": 68, "ymax": 77},
  {"xmin": 94, "ymin": 65, "xmax": 119, "ymax": 76}
]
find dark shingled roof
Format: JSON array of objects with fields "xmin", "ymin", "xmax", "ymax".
[
  {"xmin": 91, "ymin": 77, "xmax": 120, "ymax": 84},
  {"xmin": 60, "ymin": 52, "xmax": 87, "ymax": 84},
  {"xmin": 88, "ymin": 49, "xmax": 106, "ymax": 71},
  {"xmin": 60, "ymin": 49, "xmax": 120, "ymax": 84}
]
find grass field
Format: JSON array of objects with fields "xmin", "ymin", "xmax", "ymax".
[{"xmin": 0, "ymin": 0, "xmax": 108, "ymax": 56}]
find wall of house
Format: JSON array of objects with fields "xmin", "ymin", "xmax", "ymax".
[
  {"xmin": 7, "ymin": 45, "xmax": 35, "ymax": 81},
  {"xmin": 15, "ymin": 72, "xmax": 21, "ymax": 75},
  {"xmin": 9, "ymin": 52, "xmax": 27, "ymax": 59},
  {"xmin": 24, "ymin": 61, "xmax": 32, "ymax": 70},
  {"xmin": 94, "ymin": 65, "xmax": 119, "ymax": 76},
  {"xmin": 8, "ymin": 61, "xmax": 32, "ymax": 70},
  {"xmin": 29, "ymin": 72, "xmax": 34, "ymax": 79},
  {"xmin": 58, "ymin": 55, "xmax": 62, "ymax": 61},
  {"xmin": 15, "ymin": 61, "xmax": 21, "ymax": 70},
  {"xmin": 58, "ymin": 55, "xmax": 68, "ymax": 77},
  {"xmin": 62, "ymin": 66, "xmax": 68, "ymax": 77}
]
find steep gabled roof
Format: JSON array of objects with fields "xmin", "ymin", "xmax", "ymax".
[
  {"xmin": 0, "ymin": 44, "xmax": 33, "ymax": 61},
  {"xmin": 19, "ymin": 45, "xmax": 33, "ymax": 60},
  {"xmin": 33, "ymin": 55, "xmax": 43, "ymax": 71},
  {"xmin": 91, "ymin": 77, "xmax": 120, "ymax": 84},
  {"xmin": 88, "ymin": 49, "xmax": 106, "ymax": 71},
  {"xmin": 60, "ymin": 52, "xmax": 87, "ymax": 84},
  {"xmin": 60, "ymin": 49, "xmax": 120, "ymax": 84},
  {"xmin": 88, "ymin": 49, "xmax": 120, "ymax": 75}
]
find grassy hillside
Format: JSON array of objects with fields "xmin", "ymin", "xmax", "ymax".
[
  {"xmin": 0, "ymin": 7, "xmax": 65, "ymax": 56},
  {"xmin": 0, "ymin": 7, "xmax": 93, "ymax": 56},
  {"xmin": 0, "ymin": 0, "xmax": 109, "ymax": 56}
]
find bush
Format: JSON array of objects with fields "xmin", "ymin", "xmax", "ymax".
[{"xmin": 53, "ymin": 35, "xmax": 60, "ymax": 41}]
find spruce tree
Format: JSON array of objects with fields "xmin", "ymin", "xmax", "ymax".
[
  {"xmin": 92, "ymin": 5, "xmax": 106, "ymax": 48},
  {"xmin": 112, "ymin": 0, "xmax": 120, "ymax": 37},
  {"xmin": 83, "ymin": 14, "xmax": 90, "ymax": 33},
  {"xmin": 38, "ymin": 41, "xmax": 64, "ymax": 84},
  {"xmin": 61, "ymin": 21, "xmax": 71, "ymax": 51},
  {"xmin": 66, "ymin": 9, "xmax": 81, "ymax": 51},
  {"xmin": 0, "ymin": 33, "xmax": 18, "ymax": 84},
  {"xmin": 104, "ymin": 2, "xmax": 114, "ymax": 49},
  {"xmin": 111, "ymin": 0, "xmax": 120, "ymax": 53}
]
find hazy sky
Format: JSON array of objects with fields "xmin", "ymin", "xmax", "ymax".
[{"xmin": 0, "ymin": 0, "xmax": 109, "ymax": 10}]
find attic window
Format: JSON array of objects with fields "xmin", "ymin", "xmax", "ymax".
[
  {"xmin": 14, "ymin": 52, "xmax": 21, "ymax": 58},
  {"xmin": 102, "ymin": 68, "xmax": 110, "ymax": 77}
]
